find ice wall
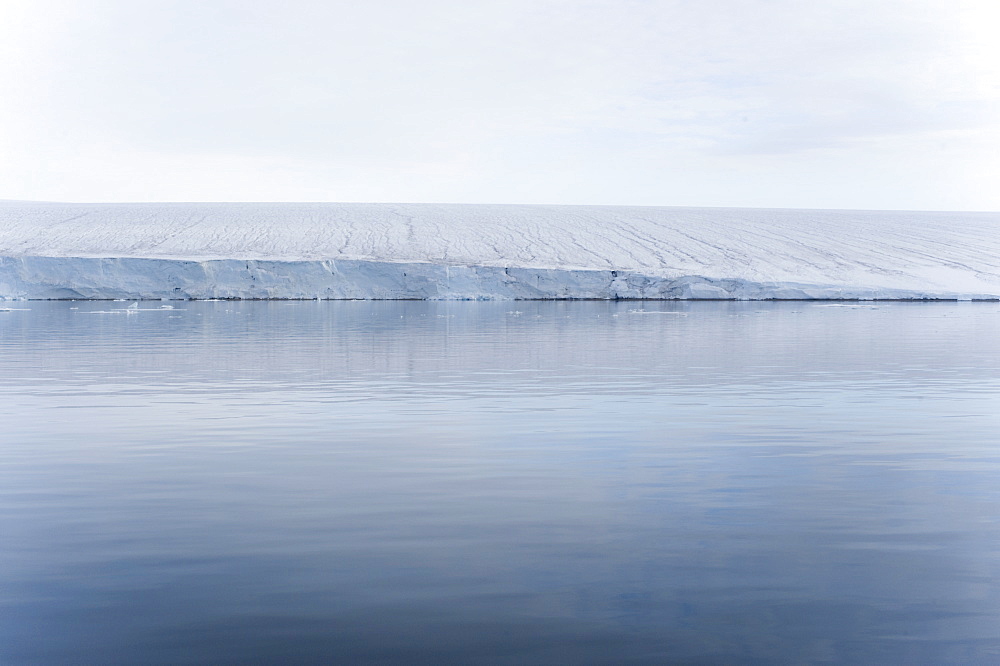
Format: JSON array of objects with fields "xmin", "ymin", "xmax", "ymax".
[
  {"xmin": 1, "ymin": 202, "xmax": 998, "ymax": 300},
  {"xmin": 1, "ymin": 256, "xmax": 994, "ymax": 301}
]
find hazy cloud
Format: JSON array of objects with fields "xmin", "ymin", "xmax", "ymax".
[{"xmin": 1, "ymin": 0, "xmax": 998, "ymax": 209}]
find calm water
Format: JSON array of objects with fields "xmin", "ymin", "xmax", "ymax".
[{"xmin": 2, "ymin": 300, "xmax": 999, "ymax": 664}]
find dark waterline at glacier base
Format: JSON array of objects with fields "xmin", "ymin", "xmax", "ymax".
[{"xmin": 2, "ymin": 301, "xmax": 1000, "ymax": 664}]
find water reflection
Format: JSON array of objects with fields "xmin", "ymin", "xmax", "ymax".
[{"xmin": 2, "ymin": 301, "xmax": 999, "ymax": 664}]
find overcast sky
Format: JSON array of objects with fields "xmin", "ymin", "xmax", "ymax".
[{"xmin": 1, "ymin": 0, "xmax": 998, "ymax": 209}]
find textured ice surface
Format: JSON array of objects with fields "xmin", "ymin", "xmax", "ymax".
[{"xmin": 1, "ymin": 202, "xmax": 998, "ymax": 300}]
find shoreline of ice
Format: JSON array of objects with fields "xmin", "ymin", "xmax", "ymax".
[
  {"xmin": 1, "ymin": 256, "xmax": 997, "ymax": 301},
  {"xmin": 1, "ymin": 202, "xmax": 997, "ymax": 300}
]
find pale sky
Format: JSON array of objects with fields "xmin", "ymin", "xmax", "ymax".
[{"xmin": 1, "ymin": 0, "xmax": 998, "ymax": 210}]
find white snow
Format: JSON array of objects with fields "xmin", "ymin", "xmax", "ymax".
[{"xmin": 0, "ymin": 201, "xmax": 997, "ymax": 300}]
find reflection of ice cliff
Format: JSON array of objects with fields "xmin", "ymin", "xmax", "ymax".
[{"xmin": 1, "ymin": 202, "xmax": 998, "ymax": 300}]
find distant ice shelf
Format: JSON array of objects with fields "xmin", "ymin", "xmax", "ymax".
[
  {"xmin": 1, "ymin": 256, "xmax": 997, "ymax": 301},
  {"xmin": 1, "ymin": 202, "xmax": 998, "ymax": 300}
]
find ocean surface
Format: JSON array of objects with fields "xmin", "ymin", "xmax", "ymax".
[{"xmin": 2, "ymin": 300, "xmax": 999, "ymax": 664}]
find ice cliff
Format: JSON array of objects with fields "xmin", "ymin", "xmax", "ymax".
[{"xmin": 1, "ymin": 202, "xmax": 998, "ymax": 300}]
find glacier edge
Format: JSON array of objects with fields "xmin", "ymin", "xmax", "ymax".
[{"xmin": 2, "ymin": 256, "xmax": 996, "ymax": 301}]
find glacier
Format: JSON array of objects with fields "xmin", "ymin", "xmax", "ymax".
[{"xmin": 1, "ymin": 201, "xmax": 998, "ymax": 300}]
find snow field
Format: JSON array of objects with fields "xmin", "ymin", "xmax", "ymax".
[{"xmin": 1, "ymin": 202, "xmax": 997, "ymax": 299}]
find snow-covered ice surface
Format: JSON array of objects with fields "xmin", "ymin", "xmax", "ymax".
[{"xmin": 0, "ymin": 201, "xmax": 997, "ymax": 300}]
